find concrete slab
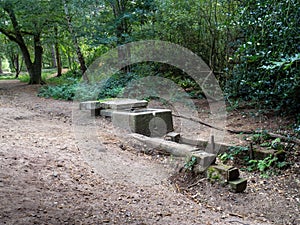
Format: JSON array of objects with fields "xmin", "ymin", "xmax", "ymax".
[
  {"xmin": 100, "ymin": 109, "xmax": 114, "ymax": 117},
  {"xmin": 179, "ymin": 135, "xmax": 232, "ymax": 153},
  {"xmin": 80, "ymin": 101, "xmax": 101, "ymax": 110},
  {"xmin": 100, "ymin": 98, "xmax": 148, "ymax": 110}
]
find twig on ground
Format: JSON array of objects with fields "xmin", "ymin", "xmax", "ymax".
[{"xmin": 187, "ymin": 178, "xmax": 207, "ymax": 188}]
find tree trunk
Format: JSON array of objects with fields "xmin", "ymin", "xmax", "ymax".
[
  {"xmin": 0, "ymin": 58, "xmax": 3, "ymax": 74},
  {"xmin": 54, "ymin": 27, "xmax": 62, "ymax": 77},
  {"xmin": 51, "ymin": 45, "xmax": 57, "ymax": 68},
  {"xmin": 14, "ymin": 54, "xmax": 20, "ymax": 78},
  {"xmin": 62, "ymin": 0, "xmax": 87, "ymax": 80},
  {"xmin": 26, "ymin": 35, "xmax": 43, "ymax": 84},
  {"xmin": 55, "ymin": 43, "xmax": 62, "ymax": 77}
]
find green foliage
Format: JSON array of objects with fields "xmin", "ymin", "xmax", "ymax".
[
  {"xmin": 39, "ymin": 83, "xmax": 77, "ymax": 100},
  {"xmin": 251, "ymin": 130, "xmax": 271, "ymax": 144},
  {"xmin": 184, "ymin": 156, "xmax": 197, "ymax": 171},
  {"xmin": 154, "ymin": 0, "xmax": 238, "ymax": 73},
  {"xmin": 219, "ymin": 146, "xmax": 249, "ymax": 163},
  {"xmin": 38, "ymin": 70, "xmax": 140, "ymax": 101},
  {"xmin": 220, "ymin": 136, "xmax": 289, "ymax": 177},
  {"xmin": 98, "ymin": 71, "xmax": 139, "ymax": 99},
  {"xmin": 226, "ymin": 0, "xmax": 300, "ymax": 113},
  {"xmin": 248, "ymin": 155, "xmax": 277, "ymax": 172},
  {"xmin": 0, "ymin": 74, "xmax": 15, "ymax": 80},
  {"xmin": 247, "ymin": 154, "xmax": 288, "ymax": 178}
]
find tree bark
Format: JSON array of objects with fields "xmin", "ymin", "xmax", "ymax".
[
  {"xmin": 26, "ymin": 34, "xmax": 43, "ymax": 84},
  {"xmin": 10, "ymin": 54, "xmax": 21, "ymax": 78},
  {"xmin": 55, "ymin": 42, "xmax": 62, "ymax": 77},
  {"xmin": 54, "ymin": 26, "xmax": 62, "ymax": 77},
  {"xmin": 0, "ymin": 58, "xmax": 3, "ymax": 74},
  {"xmin": 51, "ymin": 45, "xmax": 57, "ymax": 68}
]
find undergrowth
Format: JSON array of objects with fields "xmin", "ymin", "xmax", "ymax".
[{"xmin": 218, "ymin": 133, "xmax": 292, "ymax": 178}]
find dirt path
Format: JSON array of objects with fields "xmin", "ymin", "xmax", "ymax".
[{"xmin": 0, "ymin": 80, "xmax": 294, "ymax": 224}]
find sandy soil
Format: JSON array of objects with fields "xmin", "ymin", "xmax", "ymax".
[{"xmin": 0, "ymin": 80, "xmax": 299, "ymax": 224}]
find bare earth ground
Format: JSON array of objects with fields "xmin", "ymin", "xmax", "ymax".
[{"xmin": 0, "ymin": 80, "xmax": 299, "ymax": 225}]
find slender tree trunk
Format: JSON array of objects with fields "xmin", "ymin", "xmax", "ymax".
[
  {"xmin": 55, "ymin": 42, "xmax": 62, "ymax": 77},
  {"xmin": 14, "ymin": 54, "xmax": 20, "ymax": 78},
  {"xmin": 62, "ymin": 0, "xmax": 87, "ymax": 80},
  {"xmin": 51, "ymin": 45, "xmax": 57, "ymax": 68},
  {"xmin": 0, "ymin": 58, "xmax": 3, "ymax": 74},
  {"xmin": 54, "ymin": 27, "xmax": 62, "ymax": 77}
]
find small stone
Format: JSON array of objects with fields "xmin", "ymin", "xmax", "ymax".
[{"xmin": 229, "ymin": 178, "xmax": 247, "ymax": 193}]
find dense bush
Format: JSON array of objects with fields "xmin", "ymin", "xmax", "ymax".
[
  {"xmin": 38, "ymin": 70, "xmax": 140, "ymax": 101},
  {"xmin": 225, "ymin": 0, "xmax": 300, "ymax": 113}
]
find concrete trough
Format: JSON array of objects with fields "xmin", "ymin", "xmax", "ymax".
[{"xmin": 113, "ymin": 108, "xmax": 174, "ymax": 137}]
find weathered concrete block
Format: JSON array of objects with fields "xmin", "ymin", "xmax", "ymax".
[
  {"xmin": 80, "ymin": 101, "xmax": 102, "ymax": 116},
  {"xmin": 254, "ymin": 149, "xmax": 285, "ymax": 161},
  {"xmin": 228, "ymin": 167, "xmax": 240, "ymax": 181},
  {"xmin": 179, "ymin": 135, "xmax": 230, "ymax": 153},
  {"xmin": 206, "ymin": 164, "xmax": 240, "ymax": 183},
  {"xmin": 165, "ymin": 132, "xmax": 180, "ymax": 143},
  {"xmin": 100, "ymin": 98, "xmax": 148, "ymax": 110},
  {"xmin": 191, "ymin": 151, "xmax": 216, "ymax": 173},
  {"xmin": 130, "ymin": 133, "xmax": 199, "ymax": 157},
  {"xmin": 112, "ymin": 109, "xmax": 173, "ymax": 137},
  {"xmin": 80, "ymin": 101, "xmax": 101, "ymax": 110},
  {"xmin": 100, "ymin": 109, "xmax": 114, "ymax": 117},
  {"xmin": 229, "ymin": 178, "xmax": 247, "ymax": 193}
]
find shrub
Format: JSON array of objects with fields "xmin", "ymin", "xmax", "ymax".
[{"xmin": 226, "ymin": 0, "xmax": 300, "ymax": 114}]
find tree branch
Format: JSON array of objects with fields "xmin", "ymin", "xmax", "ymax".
[{"xmin": 0, "ymin": 27, "xmax": 18, "ymax": 42}]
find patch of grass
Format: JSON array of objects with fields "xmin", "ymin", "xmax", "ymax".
[
  {"xmin": 38, "ymin": 69, "xmax": 132, "ymax": 101},
  {"xmin": 0, "ymin": 74, "xmax": 15, "ymax": 80},
  {"xmin": 18, "ymin": 68, "xmax": 57, "ymax": 83},
  {"xmin": 18, "ymin": 74, "xmax": 30, "ymax": 83}
]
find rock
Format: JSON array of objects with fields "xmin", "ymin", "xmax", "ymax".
[
  {"xmin": 229, "ymin": 178, "xmax": 247, "ymax": 193},
  {"xmin": 254, "ymin": 148, "xmax": 285, "ymax": 161}
]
